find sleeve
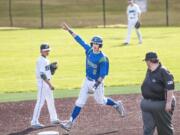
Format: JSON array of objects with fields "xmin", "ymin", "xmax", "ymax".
[
  {"xmin": 74, "ymin": 35, "xmax": 91, "ymax": 51},
  {"xmin": 161, "ymin": 68, "xmax": 175, "ymax": 91},
  {"xmin": 99, "ymin": 57, "xmax": 109, "ymax": 78},
  {"xmin": 39, "ymin": 60, "xmax": 46, "ymax": 75}
]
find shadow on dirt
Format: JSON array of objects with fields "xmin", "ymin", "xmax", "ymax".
[
  {"xmin": 8, "ymin": 125, "xmax": 55, "ymax": 135},
  {"xmin": 96, "ymin": 130, "xmax": 119, "ymax": 135}
]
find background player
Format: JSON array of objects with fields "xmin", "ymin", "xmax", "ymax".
[
  {"xmin": 124, "ymin": 0, "xmax": 142, "ymax": 45},
  {"xmin": 31, "ymin": 43, "xmax": 60, "ymax": 129},
  {"xmin": 60, "ymin": 23, "xmax": 126, "ymax": 131}
]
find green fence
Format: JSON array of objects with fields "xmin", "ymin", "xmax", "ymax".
[{"xmin": 0, "ymin": 0, "xmax": 180, "ymax": 28}]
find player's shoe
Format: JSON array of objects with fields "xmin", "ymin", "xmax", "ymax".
[
  {"xmin": 60, "ymin": 120, "xmax": 73, "ymax": 131},
  {"xmin": 51, "ymin": 119, "xmax": 61, "ymax": 125},
  {"xmin": 31, "ymin": 123, "xmax": 45, "ymax": 129},
  {"xmin": 139, "ymin": 41, "xmax": 142, "ymax": 44},
  {"xmin": 114, "ymin": 100, "xmax": 126, "ymax": 117},
  {"xmin": 123, "ymin": 42, "xmax": 129, "ymax": 45}
]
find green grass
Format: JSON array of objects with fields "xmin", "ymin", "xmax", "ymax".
[
  {"xmin": 0, "ymin": 27, "xmax": 180, "ymax": 94},
  {"xmin": 0, "ymin": 84, "xmax": 180, "ymax": 103}
]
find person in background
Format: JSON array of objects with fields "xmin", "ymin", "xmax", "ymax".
[{"xmin": 124, "ymin": 0, "xmax": 142, "ymax": 45}]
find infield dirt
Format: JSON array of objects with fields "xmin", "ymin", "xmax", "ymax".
[{"xmin": 1, "ymin": 92, "xmax": 180, "ymax": 135}]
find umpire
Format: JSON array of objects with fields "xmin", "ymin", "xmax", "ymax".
[{"xmin": 141, "ymin": 52, "xmax": 176, "ymax": 135}]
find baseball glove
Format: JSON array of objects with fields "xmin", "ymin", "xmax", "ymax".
[
  {"xmin": 135, "ymin": 21, "xmax": 141, "ymax": 29},
  {"xmin": 50, "ymin": 62, "xmax": 58, "ymax": 75}
]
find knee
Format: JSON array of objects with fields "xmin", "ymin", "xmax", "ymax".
[
  {"xmin": 35, "ymin": 100, "xmax": 44, "ymax": 109},
  {"xmin": 103, "ymin": 97, "xmax": 108, "ymax": 104},
  {"xmin": 96, "ymin": 97, "xmax": 107, "ymax": 105},
  {"xmin": 75, "ymin": 99, "xmax": 86, "ymax": 108}
]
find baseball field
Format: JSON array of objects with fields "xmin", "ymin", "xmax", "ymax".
[{"xmin": 0, "ymin": 27, "xmax": 180, "ymax": 135}]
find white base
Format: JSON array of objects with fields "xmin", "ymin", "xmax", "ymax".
[{"xmin": 38, "ymin": 131, "xmax": 59, "ymax": 135}]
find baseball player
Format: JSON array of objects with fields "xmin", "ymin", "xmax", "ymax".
[
  {"xmin": 60, "ymin": 23, "xmax": 126, "ymax": 131},
  {"xmin": 124, "ymin": 0, "xmax": 142, "ymax": 45},
  {"xmin": 31, "ymin": 43, "xmax": 60, "ymax": 129}
]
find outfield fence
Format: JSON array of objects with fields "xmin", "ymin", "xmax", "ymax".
[{"xmin": 0, "ymin": 0, "xmax": 180, "ymax": 28}]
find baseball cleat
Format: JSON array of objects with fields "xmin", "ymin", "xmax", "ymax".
[
  {"xmin": 51, "ymin": 119, "xmax": 61, "ymax": 125},
  {"xmin": 31, "ymin": 123, "xmax": 45, "ymax": 129},
  {"xmin": 60, "ymin": 120, "xmax": 73, "ymax": 131},
  {"xmin": 114, "ymin": 100, "xmax": 126, "ymax": 117},
  {"xmin": 123, "ymin": 42, "xmax": 129, "ymax": 45}
]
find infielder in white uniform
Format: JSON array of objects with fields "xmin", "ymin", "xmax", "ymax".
[
  {"xmin": 31, "ymin": 43, "xmax": 60, "ymax": 129},
  {"xmin": 124, "ymin": 0, "xmax": 142, "ymax": 45}
]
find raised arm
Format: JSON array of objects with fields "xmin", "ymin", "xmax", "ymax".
[
  {"xmin": 61, "ymin": 23, "xmax": 77, "ymax": 37},
  {"xmin": 61, "ymin": 23, "xmax": 91, "ymax": 51}
]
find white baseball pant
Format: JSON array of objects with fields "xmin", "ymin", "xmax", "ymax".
[
  {"xmin": 31, "ymin": 80, "xmax": 58, "ymax": 125},
  {"xmin": 75, "ymin": 78, "xmax": 108, "ymax": 107},
  {"xmin": 125, "ymin": 19, "xmax": 142, "ymax": 44}
]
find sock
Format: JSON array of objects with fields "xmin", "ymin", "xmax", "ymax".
[
  {"xmin": 70, "ymin": 106, "xmax": 81, "ymax": 122},
  {"xmin": 106, "ymin": 98, "xmax": 116, "ymax": 106}
]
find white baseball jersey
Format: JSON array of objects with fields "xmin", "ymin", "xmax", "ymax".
[
  {"xmin": 127, "ymin": 4, "xmax": 141, "ymax": 21},
  {"xmin": 36, "ymin": 56, "xmax": 52, "ymax": 80}
]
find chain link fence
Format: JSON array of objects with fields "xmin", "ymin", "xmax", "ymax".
[{"xmin": 0, "ymin": 0, "xmax": 180, "ymax": 28}]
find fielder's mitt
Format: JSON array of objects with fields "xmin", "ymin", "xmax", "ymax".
[
  {"xmin": 50, "ymin": 62, "xmax": 58, "ymax": 75},
  {"xmin": 135, "ymin": 21, "xmax": 141, "ymax": 29}
]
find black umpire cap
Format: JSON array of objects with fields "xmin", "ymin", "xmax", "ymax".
[
  {"xmin": 40, "ymin": 43, "xmax": 51, "ymax": 52},
  {"xmin": 144, "ymin": 52, "xmax": 159, "ymax": 61}
]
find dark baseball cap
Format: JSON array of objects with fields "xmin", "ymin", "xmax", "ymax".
[
  {"xmin": 144, "ymin": 52, "xmax": 158, "ymax": 61},
  {"xmin": 40, "ymin": 43, "xmax": 51, "ymax": 51}
]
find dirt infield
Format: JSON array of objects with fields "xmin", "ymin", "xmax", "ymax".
[{"xmin": 0, "ymin": 92, "xmax": 180, "ymax": 135}]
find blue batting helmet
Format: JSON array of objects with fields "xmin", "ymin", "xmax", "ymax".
[{"xmin": 90, "ymin": 36, "xmax": 103, "ymax": 48}]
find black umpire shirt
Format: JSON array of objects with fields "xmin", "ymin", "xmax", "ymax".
[{"xmin": 141, "ymin": 64, "xmax": 175, "ymax": 101}]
